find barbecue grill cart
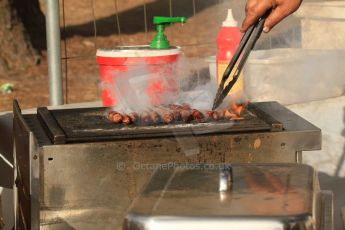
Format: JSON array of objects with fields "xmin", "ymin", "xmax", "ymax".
[{"xmin": 13, "ymin": 100, "xmax": 333, "ymax": 229}]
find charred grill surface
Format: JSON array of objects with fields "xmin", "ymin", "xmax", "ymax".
[{"xmin": 37, "ymin": 104, "xmax": 283, "ymax": 144}]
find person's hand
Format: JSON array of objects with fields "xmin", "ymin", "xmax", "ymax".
[{"xmin": 241, "ymin": 0, "xmax": 302, "ymax": 33}]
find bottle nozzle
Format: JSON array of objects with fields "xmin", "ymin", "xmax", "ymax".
[
  {"xmin": 150, "ymin": 16, "xmax": 187, "ymax": 49},
  {"xmin": 153, "ymin": 16, "xmax": 186, "ymax": 25},
  {"xmin": 222, "ymin": 9, "xmax": 238, "ymax": 27}
]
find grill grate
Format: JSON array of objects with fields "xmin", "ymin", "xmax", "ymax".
[{"xmin": 37, "ymin": 104, "xmax": 283, "ymax": 144}]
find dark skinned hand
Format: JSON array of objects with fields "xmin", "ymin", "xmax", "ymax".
[{"xmin": 241, "ymin": 0, "xmax": 302, "ymax": 33}]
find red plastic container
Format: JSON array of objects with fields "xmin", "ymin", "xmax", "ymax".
[{"xmin": 96, "ymin": 46, "xmax": 181, "ymax": 107}]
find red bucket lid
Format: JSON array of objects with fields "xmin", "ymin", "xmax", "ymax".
[{"xmin": 96, "ymin": 45, "xmax": 181, "ymax": 65}]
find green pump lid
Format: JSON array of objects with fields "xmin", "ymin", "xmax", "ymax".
[{"xmin": 150, "ymin": 16, "xmax": 187, "ymax": 49}]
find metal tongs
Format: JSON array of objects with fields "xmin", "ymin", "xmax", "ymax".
[{"xmin": 212, "ymin": 12, "xmax": 270, "ymax": 110}]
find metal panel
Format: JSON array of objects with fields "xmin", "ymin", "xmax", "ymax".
[
  {"xmin": 254, "ymin": 101, "xmax": 321, "ymax": 133},
  {"xmin": 38, "ymin": 128, "xmax": 318, "ymax": 229},
  {"xmin": 124, "ymin": 164, "xmax": 316, "ymax": 230},
  {"xmin": 125, "ymin": 215, "xmax": 314, "ymax": 230},
  {"xmin": 13, "ymin": 101, "xmax": 31, "ymax": 229},
  {"xmin": 37, "ymin": 107, "xmax": 65, "ymax": 144},
  {"xmin": 0, "ymin": 195, "xmax": 4, "ymax": 229},
  {"xmin": 29, "ymin": 133, "xmax": 40, "ymax": 230},
  {"xmin": 314, "ymin": 191, "xmax": 334, "ymax": 230},
  {"xmin": 0, "ymin": 112, "xmax": 14, "ymax": 188},
  {"xmin": 13, "ymin": 101, "xmax": 40, "ymax": 229},
  {"xmin": 341, "ymin": 207, "xmax": 345, "ymax": 230},
  {"xmin": 40, "ymin": 143, "xmax": 132, "ymax": 229}
]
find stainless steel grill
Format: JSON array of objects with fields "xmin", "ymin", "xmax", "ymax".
[{"xmin": 13, "ymin": 100, "xmax": 328, "ymax": 229}]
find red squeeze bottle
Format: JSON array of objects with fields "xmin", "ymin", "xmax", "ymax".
[{"xmin": 216, "ymin": 9, "xmax": 242, "ymax": 92}]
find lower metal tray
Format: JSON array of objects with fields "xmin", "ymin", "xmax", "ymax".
[{"xmin": 125, "ymin": 163, "xmax": 315, "ymax": 230}]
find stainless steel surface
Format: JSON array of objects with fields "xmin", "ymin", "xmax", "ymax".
[
  {"xmin": 296, "ymin": 151, "xmax": 303, "ymax": 163},
  {"xmin": 39, "ymin": 139, "xmax": 292, "ymax": 229},
  {"xmin": 0, "ymin": 112, "xmax": 13, "ymax": 189},
  {"xmin": 126, "ymin": 216, "xmax": 313, "ymax": 230},
  {"xmin": 314, "ymin": 191, "xmax": 334, "ymax": 230},
  {"xmin": 341, "ymin": 207, "xmax": 345, "ymax": 230},
  {"xmin": 13, "ymin": 101, "xmax": 323, "ymax": 229},
  {"xmin": 124, "ymin": 164, "xmax": 316, "ymax": 230},
  {"xmin": 13, "ymin": 101, "xmax": 41, "ymax": 229},
  {"xmin": 45, "ymin": 0, "xmax": 63, "ymax": 106},
  {"xmin": 218, "ymin": 164, "xmax": 232, "ymax": 192},
  {"xmin": 0, "ymin": 195, "xmax": 4, "ymax": 229},
  {"xmin": 0, "ymin": 188, "xmax": 15, "ymax": 230}
]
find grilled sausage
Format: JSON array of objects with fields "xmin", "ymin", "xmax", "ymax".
[
  {"xmin": 154, "ymin": 106, "xmax": 174, "ymax": 124},
  {"xmin": 180, "ymin": 109, "xmax": 192, "ymax": 122},
  {"xmin": 191, "ymin": 109, "xmax": 204, "ymax": 121},
  {"xmin": 122, "ymin": 115, "xmax": 132, "ymax": 125},
  {"xmin": 172, "ymin": 110, "xmax": 182, "ymax": 121},
  {"xmin": 212, "ymin": 111, "xmax": 220, "ymax": 121},
  {"xmin": 129, "ymin": 112, "xmax": 139, "ymax": 123},
  {"xmin": 112, "ymin": 112, "xmax": 123, "ymax": 124},
  {"xmin": 140, "ymin": 111, "xmax": 153, "ymax": 125},
  {"xmin": 168, "ymin": 104, "xmax": 192, "ymax": 122},
  {"xmin": 108, "ymin": 111, "xmax": 116, "ymax": 121},
  {"xmin": 150, "ymin": 111, "xmax": 161, "ymax": 124}
]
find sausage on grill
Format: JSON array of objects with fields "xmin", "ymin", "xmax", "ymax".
[
  {"xmin": 171, "ymin": 110, "xmax": 182, "ymax": 121},
  {"xmin": 153, "ymin": 106, "xmax": 174, "ymax": 124},
  {"xmin": 122, "ymin": 115, "xmax": 132, "ymax": 125},
  {"xmin": 108, "ymin": 111, "xmax": 116, "ymax": 121},
  {"xmin": 212, "ymin": 111, "xmax": 220, "ymax": 121},
  {"xmin": 108, "ymin": 111, "xmax": 123, "ymax": 124},
  {"xmin": 150, "ymin": 110, "xmax": 161, "ymax": 124},
  {"xmin": 191, "ymin": 109, "xmax": 204, "ymax": 121},
  {"xmin": 129, "ymin": 112, "xmax": 139, "ymax": 123},
  {"xmin": 107, "ymin": 102, "xmax": 245, "ymax": 125},
  {"xmin": 169, "ymin": 104, "xmax": 191, "ymax": 122},
  {"xmin": 140, "ymin": 111, "xmax": 153, "ymax": 125},
  {"xmin": 180, "ymin": 109, "xmax": 192, "ymax": 122}
]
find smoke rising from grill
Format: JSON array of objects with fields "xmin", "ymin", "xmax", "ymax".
[
  {"xmin": 104, "ymin": 56, "xmax": 246, "ymax": 114},
  {"xmin": 104, "ymin": 60, "xmax": 179, "ymax": 113}
]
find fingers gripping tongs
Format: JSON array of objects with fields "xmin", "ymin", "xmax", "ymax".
[{"xmin": 212, "ymin": 12, "xmax": 269, "ymax": 110}]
